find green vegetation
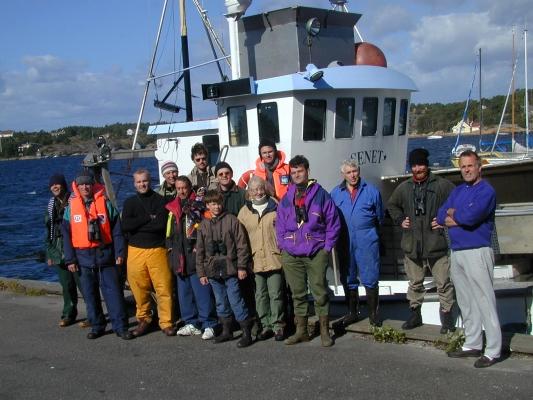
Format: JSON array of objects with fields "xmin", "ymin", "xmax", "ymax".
[
  {"xmin": 411, "ymin": 89, "xmax": 531, "ymax": 134},
  {"xmin": 0, "ymin": 122, "xmax": 155, "ymax": 158},
  {"xmin": 370, "ymin": 325, "xmax": 407, "ymax": 344},
  {"xmin": 0, "ymin": 280, "xmax": 48, "ymax": 296},
  {"xmin": 434, "ymin": 331, "xmax": 466, "ymax": 353}
]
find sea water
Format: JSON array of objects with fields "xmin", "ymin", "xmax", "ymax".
[{"xmin": 0, "ymin": 133, "xmax": 527, "ymax": 281}]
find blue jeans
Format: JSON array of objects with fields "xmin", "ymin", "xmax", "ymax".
[
  {"xmin": 209, "ymin": 276, "xmax": 249, "ymax": 322},
  {"xmin": 177, "ymin": 273, "xmax": 217, "ymax": 329},
  {"xmin": 79, "ymin": 265, "xmax": 128, "ymax": 334}
]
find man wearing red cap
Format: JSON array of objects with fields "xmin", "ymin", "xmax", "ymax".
[{"xmin": 388, "ymin": 148, "xmax": 456, "ymax": 333}]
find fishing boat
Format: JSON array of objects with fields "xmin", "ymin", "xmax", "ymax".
[{"xmin": 121, "ymin": 0, "xmax": 531, "ymax": 332}]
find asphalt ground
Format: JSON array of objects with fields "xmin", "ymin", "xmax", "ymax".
[{"xmin": 0, "ymin": 290, "xmax": 532, "ymax": 400}]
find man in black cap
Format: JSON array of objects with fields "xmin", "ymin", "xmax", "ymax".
[
  {"xmin": 61, "ymin": 170, "xmax": 133, "ymax": 340},
  {"xmin": 387, "ymin": 149, "xmax": 456, "ymax": 332},
  {"xmin": 215, "ymin": 162, "xmax": 246, "ymax": 216},
  {"xmin": 45, "ymin": 173, "xmax": 86, "ymax": 327}
]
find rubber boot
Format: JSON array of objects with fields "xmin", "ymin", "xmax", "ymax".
[
  {"xmin": 214, "ymin": 316, "xmax": 233, "ymax": 343},
  {"xmin": 332, "ymin": 290, "xmax": 360, "ymax": 332},
  {"xmin": 401, "ymin": 306, "xmax": 422, "ymax": 330},
  {"xmin": 319, "ymin": 315, "xmax": 333, "ymax": 347},
  {"xmin": 439, "ymin": 307, "xmax": 456, "ymax": 334},
  {"xmin": 237, "ymin": 319, "xmax": 253, "ymax": 348},
  {"xmin": 284, "ymin": 316, "xmax": 310, "ymax": 345},
  {"xmin": 365, "ymin": 286, "xmax": 382, "ymax": 327}
]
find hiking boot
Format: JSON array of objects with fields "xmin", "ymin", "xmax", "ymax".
[
  {"xmin": 237, "ymin": 319, "xmax": 253, "ymax": 348},
  {"xmin": 257, "ymin": 328, "xmax": 274, "ymax": 341},
  {"xmin": 439, "ymin": 308, "xmax": 456, "ymax": 334},
  {"xmin": 214, "ymin": 317, "xmax": 233, "ymax": 344},
  {"xmin": 284, "ymin": 316, "xmax": 310, "ymax": 345},
  {"xmin": 59, "ymin": 318, "xmax": 74, "ymax": 328},
  {"xmin": 319, "ymin": 315, "xmax": 333, "ymax": 347},
  {"xmin": 177, "ymin": 324, "xmax": 201, "ymax": 336},
  {"xmin": 78, "ymin": 319, "xmax": 91, "ymax": 329},
  {"xmin": 402, "ymin": 306, "xmax": 422, "ymax": 330},
  {"xmin": 132, "ymin": 319, "xmax": 151, "ymax": 337},
  {"xmin": 332, "ymin": 290, "xmax": 359, "ymax": 332},
  {"xmin": 365, "ymin": 286, "xmax": 382, "ymax": 327}
]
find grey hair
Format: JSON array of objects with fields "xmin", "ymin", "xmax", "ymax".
[
  {"xmin": 246, "ymin": 175, "xmax": 275, "ymax": 198},
  {"xmin": 340, "ymin": 159, "xmax": 360, "ymax": 173}
]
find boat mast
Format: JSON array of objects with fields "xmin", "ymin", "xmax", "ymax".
[
  {"xmin": 132, "ymin": 0, "xmax": 169, "ymax": 150},
  {"xmin": 180, "ymin": 0, "xmax": 193, "ymax": 121},
  {"xmin": 511, "ymin": 27, "xmax": 516, "ymax": 151},
  {"xmin": 525, "ymin": 27, "xmax": 530, "ymax": 153},
  {"xmin": 479, "ymin": 48, "xmax": 483, "ymax": 148}
]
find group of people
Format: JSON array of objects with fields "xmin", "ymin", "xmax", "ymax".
[{"xmin": 44, "ymin": 140, "xmax": 501, "ymax": 367}]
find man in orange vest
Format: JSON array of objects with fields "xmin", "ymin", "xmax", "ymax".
[
  {"xmin": 62, "ymin": 170, "xmax": 133, "ymax": 340},
  {"xmin": 238, "ymin": 139, "xmax": 291, "ymax": 200}
]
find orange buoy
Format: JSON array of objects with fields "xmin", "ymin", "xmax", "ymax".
[{"xmin": 354, "ymin": 42, "xmax": 387, "ymax": 67}]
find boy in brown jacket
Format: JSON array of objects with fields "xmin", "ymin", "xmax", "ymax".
[{"xmin": 196, "ymin": 190, "xmax": 253, "ymax": 347}]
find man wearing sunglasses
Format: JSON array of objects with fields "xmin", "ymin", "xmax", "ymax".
[
  {"xmin": 188, "ymin": 143, "xmax": 218, "ymax": 196},
  {"xmin": 214, "ymin": 162, "xmax": 246, "ymax": 217}
]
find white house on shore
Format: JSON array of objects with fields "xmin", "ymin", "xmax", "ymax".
[{"xmin": 451, "ymin": 119, "xmax": 480, "ymax": 134}]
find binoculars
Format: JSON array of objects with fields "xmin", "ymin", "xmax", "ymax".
[
  {"xmin": 207, "ymin": 240, "xmax": 227, "ymax": 256},
  {"xmin": 88, "ymin": 219, "xmax": 101, "ymax": 242}
]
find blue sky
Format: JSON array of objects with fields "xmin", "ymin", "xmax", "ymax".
[{"xmin": 1, "ymin": 0, "xmax": 532, "ymax": 131}]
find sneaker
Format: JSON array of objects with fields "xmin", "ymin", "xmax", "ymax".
[
  {"xmin": 201, "ymin": 327, "xmax": 215, "ymax": 340},
  {"xmin": 177, "ymin": 324, "xmax": 202, "ymax": 336}
]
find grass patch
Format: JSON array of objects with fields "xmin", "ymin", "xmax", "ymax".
[
  {"xmin": 0, "ymin": 280, "xmax": 48, "ymax": 296},
  {"xmin": 434, "ymin": 331, "xmax": 465, "ymax": 353},
  {"xmin": 371, "ymin": 325, "xmax": 407, "ymax": 344}
]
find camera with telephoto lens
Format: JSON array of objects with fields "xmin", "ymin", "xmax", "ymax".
[
  {"xmin": 88, "ymin": 219, "xmax": 101, "ymax": 242},
  {"xmin": 295, "ymin": 206, "xmax": 308, "ymax": 223},
  {"xmin": 207, "ymin": 240, "xmax": 227, "ymax": 256}
]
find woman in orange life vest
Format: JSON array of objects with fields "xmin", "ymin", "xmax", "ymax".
[{"xmin": 61, "ymin": 170, "xmax": 133, "ymax": 340}]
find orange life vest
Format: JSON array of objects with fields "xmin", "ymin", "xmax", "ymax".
[
  {"xmin": 69, "ymin": 182, "xmax": 113, "ymax": 248},
  {"xmin": 238, "ymin": 150, "xmax": 291, "ymax": 200}
]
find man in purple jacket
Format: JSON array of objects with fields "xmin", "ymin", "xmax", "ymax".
[
  {"xmin": 276, "ymin": 155, "xmax": 340, "ymax": 347},
  {"xmin": 437, "ymin": 150, "xmax": 501, "ymax": 368}
]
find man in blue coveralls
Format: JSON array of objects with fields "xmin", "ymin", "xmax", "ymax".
[{"xmin": 331, "ymin": 160, "xmax": 384, "ymax": 329}]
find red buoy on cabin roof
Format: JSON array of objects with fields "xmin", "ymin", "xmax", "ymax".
[{"xmin": 354, "ymin": 42, "xmax": 387, "ymax": 67}]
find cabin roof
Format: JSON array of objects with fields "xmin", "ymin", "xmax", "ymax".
[{"xmin": 255, "ymin": 65, "xmax": 418, "ymax": 95}]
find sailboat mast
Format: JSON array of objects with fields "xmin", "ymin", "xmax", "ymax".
[
  {"xmin": 479, "ymin": 48, "xmax": 483, "ymax": 138},
  {"xmin": 180, "ymin": 0, "xmax": 193, "ymax": 122},
  {"xmin": 511, "ymin": 28, "xmax": 516, "ymax": 151},
  {"xmin": 525, "ymin": 28, "xmax": 530, "ymax": 152}
]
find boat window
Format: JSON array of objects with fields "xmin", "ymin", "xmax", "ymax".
[
  {"xmin": 362, "ymin": 97, "xmax": 378, "ymax": 136},
  {"xmin": 202, "ymin": 134, "xmax": 220, "ymax": 166},
  {"xmin": 398, "ymin": 99, "xmax": 409, "ymax": 136},
  {"xmin": 382, "ymin": 98, "xmax": 396, "ymax": 136},
  {"xmin": 257, "ymin": 102, "xmax": 280, "ymax": 143},
  {"xmin": 335, "ymin": 98, "xmax": 355, "ymax": 139},
  {"xmin": 227, "ymin": 106, "xmax": 248, "ymax": 146},
  {"xmin": 303, "ymin": 99, "xmax": 326, "ymax": 141}
]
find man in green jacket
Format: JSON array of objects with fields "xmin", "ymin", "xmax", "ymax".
[
  {"xmin": 215, "ymin": 162, "xmax": 246, "ymax": 216},
  {"xmin": 387, "ymin": 149, "xmax": 456, "ymax": 333},
  {"xmin": 45, "ymin": 173, "xmax": 85, "ymax": 327}
]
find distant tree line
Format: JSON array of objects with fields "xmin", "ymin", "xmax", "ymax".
[
  {"xmin": 411, "ymin": 89, "xmax": 532, "ymax": 134},
  {"xmin": 0, "ymin": 123, "xmax": 154, "ymax": 158}
]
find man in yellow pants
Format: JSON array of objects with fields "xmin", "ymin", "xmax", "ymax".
[{"xmin": 122, "ymin": 168, "xmax": 176, "ymax": 336}]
